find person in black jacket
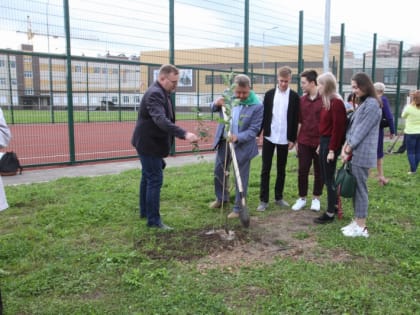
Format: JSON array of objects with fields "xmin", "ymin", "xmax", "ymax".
[
  {"xmin": 257, "ymin": 66, "xmax": 300, "ymax": 211},
  {"xmin": 131, "ymin": 64, "xmax": 198, "ymax": 230}
]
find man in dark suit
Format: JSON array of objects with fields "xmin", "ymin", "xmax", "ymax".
[
  {"xmin": 257, "ymin": 66, "xmax": 300, "ymax": 211},
  {"xmin": 131, "ymin": 64, "xmax": 198, "ymax": 230}
]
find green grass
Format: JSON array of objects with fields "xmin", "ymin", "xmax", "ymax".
[
  {"xmin": 0, "ymin": 153, "xmax": 419, "ymax": 314},
  {"xmin": 3, "ymin": 109, "xmax": 214, "ymax": 124}
]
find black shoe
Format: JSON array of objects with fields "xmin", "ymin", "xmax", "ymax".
[
  {"xmin": 147, "ymin": 223, "xmax": 173, "ymax": 230},
  {"xmin": 314, "ymin": 212, "xmax": 335, "ymax": 224}
]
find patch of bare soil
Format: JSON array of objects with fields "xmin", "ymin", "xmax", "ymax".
[
  {"xmin": 196, "ymin": 210, "xmax": 353, "ymax": 271},
  {"xmin": 135, "ymin": 210, "xmax": 352, "ymax": 271}
]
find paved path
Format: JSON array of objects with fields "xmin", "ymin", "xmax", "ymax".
[{"xmin": 3, "ymin": 153, "xmax": 215, "ymax": 186}]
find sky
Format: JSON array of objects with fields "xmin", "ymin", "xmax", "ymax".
[{"xmin": 0, "ymin": 0, "xmax": 418, "ymax": 57}]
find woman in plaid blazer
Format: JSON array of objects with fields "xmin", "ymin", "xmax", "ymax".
[{"xmin": 340, "ymin": 72, "xmax": 382, "ymax": 238}]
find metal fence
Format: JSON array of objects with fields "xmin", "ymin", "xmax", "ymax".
[{"xmin": 0, "ymin": 0, "xmax": 419, "ymax": 168}]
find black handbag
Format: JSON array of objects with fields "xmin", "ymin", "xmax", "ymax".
[
  {"xmin": 380, "ymin": 116, "xmax": 389, "ymax": 128},
  {"xmin": 335, "ymin": 162, "xmax": 356, "ymax": 198}
]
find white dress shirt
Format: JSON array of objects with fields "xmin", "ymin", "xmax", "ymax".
[{"xmin": 265, "ymin": 87, "xmax": 289, "ymax": 145}]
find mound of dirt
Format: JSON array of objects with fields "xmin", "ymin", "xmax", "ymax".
[{"xmin": 135, "ymin": 209, "xmax": 352, "ymax": 271}]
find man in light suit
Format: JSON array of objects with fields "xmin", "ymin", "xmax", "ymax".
[
  {"xmin": 131, "ymin": 64, "xmax": 198, "ymax": 230},
  {"xmin": 209, "ymin": 74, "xmax": 264, "ymax": 219},
  {"xmin": 257, "ymin": 66, "xmax": 300, "ymax": 211}
]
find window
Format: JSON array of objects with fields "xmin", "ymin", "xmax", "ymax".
[
  {"xmin": 102, "ymin": 67, "xmax": 108, "ymax": 74},
  {"xmin": 0, "ymin": 60, "xmax": 4, "ymax": 67},
  {"xmin": 74, "ymin": 65, "xmax": 82, "ymax": 72},
  {"xmin": 9, "ymin": 61, "xmax": 16, "ymax": 68},
  {"xmin": 112, "ymin": 96, "xmax": 118, "ymax": 103},
  {"xmin": 123, "ymin": 96, "xmax": 129, "ymax": 103},
  {"xmin": 112, "ymin": 68, "xmax": 119, "ymax": 74},
  {"xmin": 24, "ymin": 71, "xmax": 33, "ymax": 78},
  {"xmin": 11, "ymin": 79, "xmax": 17, "ymax": 85},
  {"xmin": 24, "ymin": 88, "xmax": 34, "ymax": 95},
  {"xmin": 384, "ymin": 68, "xmax": 408, "ymax": 85},
  {"xmin": 93, "ymin": 67, "xmax": 100, "ymax": 73},
  {"xmin": 134, "ymin": 96, "xmax": 140, "ymax": 103},
  {"xmin": 0, "ymin": 78, "xmax": 6, "ymax": 85},
  {"xmin": 205, "ymin": 75, "xmax": 224, "ymax": 84}
]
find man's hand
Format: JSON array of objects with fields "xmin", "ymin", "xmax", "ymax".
[
  {"xmin": 185, "ymin": 132, "xmax": 199, "ymax": 143},
  {"xmin": 228, "ymin": 134, "xmax": 238, "ymax": 143},
  {"xmin": 288, "ymin": 141, "xmax": 295, "ymax": 150},
  {"xmin": 213, "ymin": 96, "xmax": 225, "ymax": 107}
]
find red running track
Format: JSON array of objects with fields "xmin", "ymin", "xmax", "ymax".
[{"xmin": 5, "ymin": 120, "xmax": 219, "ymax": 167}]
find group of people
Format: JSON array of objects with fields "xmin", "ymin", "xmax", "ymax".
[
  {"xmin": 131, "ymin": 63, "xmax": 418, "ymax": 238},
  {"xmin": 207, "ymin": 67, "xmax": 382, "ymax": 237}
]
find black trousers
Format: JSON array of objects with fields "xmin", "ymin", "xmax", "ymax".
[
  {"xmin": 319, "ymin": 136, "xmax": 340, "ymax": 213},
  {"xmin": 259, "ymin": 138, "xmax": 289, "ymax": 202}
]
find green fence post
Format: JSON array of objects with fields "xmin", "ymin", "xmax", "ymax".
[
  {"xmin": 86, "ymin": 60, "xmax": 90, "ymax": 122},
  {"xmin": 372, "ymin": 33, "xmax": 377, "ymax": 82},
  {"xmin": 394, "ymin": 41, "xmax": 404, "ymax": 131},
  {"xmin": 243, "ymin": 0, "xmax": 249, "ymax": 74},
  {"xmin": 196, "ymin": 69, "xmax": 200, "ymax": 118},
  {"xmin": 118, "ymin": 64, "xmax": 122, "ymax": 122},
  {"xmin": 6, "ymin": 54, "xmax": 15, "ymax": 124},
  {"xmin": 297, "ymin": 11, "xmax": 303, "ymax": 96},
  {"xmin": 48, "ymin": 55, "xmax": 55, "ymax": 123},
  {"xmin": 339, "ymin": 24, "xmax": 345, "ymax": 95},
  {"xmin": 63, "ymin": 0, "xmax": 76, "ymax": 164},
  {"xmin": 169, "ymin": 0, "xmax": 175, "ymax": 155}
]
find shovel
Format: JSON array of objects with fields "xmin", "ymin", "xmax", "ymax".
[{"xmin": 222, "ymin": 106, "xmax": 250, "ymax": 228}]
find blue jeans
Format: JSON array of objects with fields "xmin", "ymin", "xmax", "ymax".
[
  {"xmin": 139, "ymin": 154, "xmax": 164, "ymax": 226},
  {"xmin": 406, "ymin": 133, "xmax": 420, "ymax": 172}
]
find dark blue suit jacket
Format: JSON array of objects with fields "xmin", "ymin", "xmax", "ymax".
[{"xmin": 131, "ymin": 81, "xmax": 186, "ymax": 157}]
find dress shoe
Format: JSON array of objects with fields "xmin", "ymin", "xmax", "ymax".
[
  {"xmin": 275, "ymin": 199, "xmax": 289, "ymax": 207},
  {"xmin": 313, "ymin": 212, "xmax": 335, "ymax": 224},
  {"xmin": 227, "ymin": 211, "xmax": 239, "ymax": 219},
  {"xmin": 209, "ymin": 200, "xmax": 229, "ymax": 208},
  {"xmin": 256, "ymin": 202, "xmax": 268, "ymax": 212}
]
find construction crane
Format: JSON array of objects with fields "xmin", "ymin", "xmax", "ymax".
[{"xmin": 16, "ymin": 15, "xmax": 99, "ymax": 46}]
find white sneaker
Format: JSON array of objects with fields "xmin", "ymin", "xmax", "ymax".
[
  {"xmin": 342, "ymin": 224, "xmax": 369, "ymax": 238},
  {"xmin": 291, "ymin": 198, "xmax": 306, "ymax": 211},
  {"xmin": 310, "ymin": 199, "xmax": 320, "ymax": 212},
  {"xmin": 256, "ymin": 202, "xmax": 268, "ymax": 212},
  {"xmin": 341, "ymin": 220, "xmax": 357, "ymax": 232}
]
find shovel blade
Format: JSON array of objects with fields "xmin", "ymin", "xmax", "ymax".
[{"xmin": 239, "ymin": 206, "xmax": 250, "ymax": 228}]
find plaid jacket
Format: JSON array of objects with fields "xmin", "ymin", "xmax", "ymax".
[{"xmin": 346, "ymin": 96, "xmax": 381, "ymax": 168}]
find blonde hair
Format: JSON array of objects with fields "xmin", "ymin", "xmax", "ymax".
[
  {"xmin": 317, "ymin": 72, "xmax": 342, "ymax": 110},
  {"xmin": 277, "ymin": 66, "xmax": 292, "ymax": 78}
]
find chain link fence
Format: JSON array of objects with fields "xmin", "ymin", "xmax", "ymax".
[{"xmin": 0, "ymin": 0, "xmax": 418, "ymax": 167}]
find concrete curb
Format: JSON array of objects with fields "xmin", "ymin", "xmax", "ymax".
[{"xmin": 3, "ymin": 153, "xmax": 215, "ymax": 186}]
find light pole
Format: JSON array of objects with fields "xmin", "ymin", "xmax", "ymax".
[{"xmin": 262, "ymin": 26, "xmax": 278, "ymax": 85}]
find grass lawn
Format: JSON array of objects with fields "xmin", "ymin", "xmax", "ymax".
[{"xmin": 0, "ymin": 152, "xmax": 419, "ymax": 314}]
